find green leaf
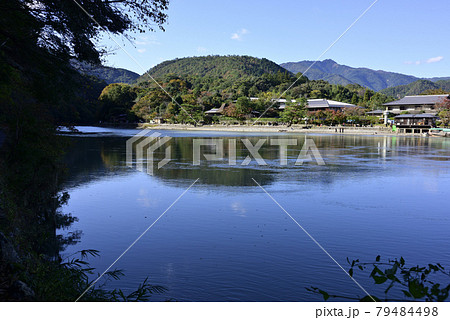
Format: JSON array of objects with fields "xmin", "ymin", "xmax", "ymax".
[
  {"xmin": 360, "ymin": 295, "xmax": 380, "ymax": 302},
  {"xmin": 349, "ymin": 268, "xmax": 353, "ymax": 277},
  {"xmin": 401, "ymin": 290, "xmax": 412, "ymax": 298},
  {"xmin": 318, "ymin": 289, "xmax": 330, "ymax": 301},
  {"xmin": 373, "ymin": 275, "xmax": 388, "ymax": 284},
  {"xmin": 376, "ymin": 255, "xmax": 381, "ymax": 262},
  {"xmin": 409, "ymin": 280, "xmax": 427, "ymax": 299}
]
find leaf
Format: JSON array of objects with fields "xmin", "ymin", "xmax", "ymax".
[
  {"xmin": 409, "ymin": 280, "xmax": 427, "ymax": 299},
  {"xmin": 373, "ymin": 275, "xmax": 388, "ymax": 284},
  {"xmin": 376, "ymin": 255, "xmax": 381, "ymax": 262},
  {"xmin": 349, "ymin": 268, "xmax": 353, "ymax": 277},
  {"xmin": 360, "ymin": 295, "xmax": 380, "ymax": 302},
  {"xmin": 318, "ymin": 289, "xmax": 330, "ymax": 301},
  {"xmin": 401, "ymin": 290, "xmax": 412, "ymax": 298}
]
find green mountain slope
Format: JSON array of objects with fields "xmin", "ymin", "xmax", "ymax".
[
  {"xmin": 379, "ymin": 79, "xmax": 450, "ymax": 98},
  {"xmin": 138, "ymin": 55, "xmax": 291, "ymax": 82},
  {"xmin": 72, "ymin": 60, "xmax": 140, "ymax": 84},
  {"xmin": 281, "ymin": 59, "xmax": 420, "ymax": 91}
]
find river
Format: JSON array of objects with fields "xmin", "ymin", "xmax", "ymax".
[{"xmin": 59, "ymin": 126, "xmax": 450, "ymax": 301}]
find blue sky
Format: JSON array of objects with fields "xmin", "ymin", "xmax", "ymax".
[{"xmin": 99, "ymin": 0, "xmax": 449, "ymax": 78}]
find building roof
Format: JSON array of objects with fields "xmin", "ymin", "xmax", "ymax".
[
  {"xmin": 394, "ymin": 113, "xmax": 438, "ymax": 119},
  {"xmin": 306, "ymin": 99, "xmax": 357, "ymax": 109},
  {"xmin": 383, "ymin": 95, "xmax": 449, "ymax": 106},
  {"xmin": 366, "ymin": 109, "xmax": 384, "ymax": 115},
  {"xmin": 205, "ymin": 108, "xmax": 220, "ymax": 114}
]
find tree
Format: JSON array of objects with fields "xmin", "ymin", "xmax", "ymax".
[
  {"xmin": 131, "ymin": 89, "xmax": 168, "ymax": 120},
  {"xmin": 98, "ymin": 83, "xmax": 137, "ymax": 120},
  {"xmin": 344, "ymin": 106, "xmax": 365, "ymax": 124},
  {"xmin": 363, "ymin": 89, "xmax": 372, "ymax": 103},
  {"xmin": 175, "ymin": 104, "xmax": 203, "ymax": 124},
  {"xmin": 229, "ymin": 97, "xmax": 252, "ymax": 119},
  {"xmin": 436, "ymin": 97, "xmax": 450, "ymax": 126},
  {"xmin": 351, "ymin": 93, "xmax": 359, "ymax": 105},
  {"xmin": 0, "ymin": 0, "xmax": 170, "ymax": 301},
  {"xmin": 280, "ymin": 98, "xmax": 306, "ymax": 125},
  {"xmin": 1, "ymin": 0, "xmax": 169, "ymax": 64}
]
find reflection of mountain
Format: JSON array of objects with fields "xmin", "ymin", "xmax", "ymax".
[
  {"xmin": 62, "ymin": 136, "xmax": 279, "ymax": 188},
  {"xmin": 62, "ymin": 134, "xmax": 450, "ymax": 191}
]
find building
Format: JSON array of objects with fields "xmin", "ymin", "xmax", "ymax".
[
  {"xmin": 276, "ymin": 98, "xmax": 358, "ymax": 111},
  {"xmin": 305, "ymin": 99, "xmax": 358, "ymax": 112},
  {"xmin": 394, "ymin": 113, "xmax": 438, "ymax": 128},
  {"xmin": 365, "ymin": 109, "xmax": 384, "ymax": 116},
  {"xmin": 204, "ymin": 103, "xmax": 226, "ymax": 116},
  {"xmin": 382, "ymin": 95, "xmax": 449, "ymax": 115}
]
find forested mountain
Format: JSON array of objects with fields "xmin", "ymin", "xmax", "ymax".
[
  {"xmin": 138, "ymin": 55, "xmax": 291, "ymax": 82},
  {"xmin": 281, "ymin": 59, "xmax": 419, "ymax": 91},
  {"xmin": 72, "ymin": 60, "xmax": 140, "ymax": 84},
  {"xmin": 379, "ymin": 79, "xmax": 450, "ymax": 98}
]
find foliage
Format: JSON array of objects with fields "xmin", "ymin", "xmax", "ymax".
[
  {"xmin": 98, "ymin": 83, "xmax": 138, "ymax": 121},
  {"xmin": 14, "ymin": 249, "xmax": 166, "ymax": 301},
  {"xmin": 380, "ymin": 80, "xmax": 450, "ymax": 98},
  {"xmin": 175, "ymin": 104, "xmax": 204, "ymax": 124},
  {"xmin": 1, "ymin": 0, "xmax": 168, "ymax": 64},
  {"xmin": 0, "ymin": 0, "xmax": 169, "ymax": 301},
  {"xmin": 280, "ymin": 98, "xmax": 307, "ymax": 125},
  {"xmin": 436, "ymin": 97, "xmax": 450, "ymax": 126},
  {"xmin": 117, "ymin": 56, "xmax": 393, "ymax": 123},
  {"xmin": 72, "ymin": 60, "xmax": 140, "ymax": 84},
  {"xmin": 139, "ymin": 55, "xmax": 290, "ymax": 82},
  {"xmin": 307, "ymin": 256, "xmax": 450, "ymax": 302},
  {"xmin": 131, "ymin": 88, "xmax": 170, "ymax": 121}
]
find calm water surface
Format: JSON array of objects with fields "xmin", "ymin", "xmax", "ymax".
[{"xmin": 60, "ymin": 126, "xmax": 450, "ymax": 301}]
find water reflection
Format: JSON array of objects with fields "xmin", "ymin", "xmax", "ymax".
[
  {"xmin": 60, "ymin": 128, "xmax": 450, "ymax": 302},
  {"xmin": 63, "ymin": 133, "xmax": 450, "ymax": 190}
]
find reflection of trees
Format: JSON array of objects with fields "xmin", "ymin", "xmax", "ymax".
[{"xmin": 62, "ymin": 134, "xmax": 450, "ymax": 192}]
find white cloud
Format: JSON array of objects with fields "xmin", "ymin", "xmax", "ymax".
[
  {"xmin": 231, "ymin": 28, "xmax": 249, "ymax": 41},
  {"xmin": 231, "ymin": 33, "xmax": 240, "ymax": 40},
  {"xmin": 137, "ymin": 48, "xmax": 146, "ymax": 53},
  {"xmin": 134, "ymin": 36, "xmax": 160, "ymax": 49},
  {"xmin": 404, "ymin": 56, "xmax": 443, "ymax": 65},
  {"xmin": 426, "ymin": 56, "xmax": 443, "ymax": 63},
  {"xmin": 197, "ymin": 46, "xmax": 207, "ymax": 53}
]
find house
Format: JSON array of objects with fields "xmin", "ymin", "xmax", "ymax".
[
  {"xmin": 204, "ymin": 103, "xmax": 226, "ymax": 116},
  {"xmin": 365, "ymin": 109, "xmax": 384, "ymax": 116},
  {"xmin": 383, "ymin": 95, "xmax": 449, "ymax": 115},
  {"xmin": 305, "ymin": 99, "xmax": 359, "ymax": 112},
  {"xmin": 394, "ymin": 113, "xmax": 438, "ymax": 128},
  {"xmin": 149, "ymin": 116, "xmax": 164, "ymax": 124}
]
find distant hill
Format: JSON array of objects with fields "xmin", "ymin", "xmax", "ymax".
[
  {"xmin": 71, "ymin": 60, "xmax": 140, "ymax": 84},
  {"xmin": 138, "ymin": 55, "xmax": 291, "ymax": 82},
  {"xmin": 281, "ymin": 59, "xmax": 420, "ymax": 91},
  {"xmin": 379, "ymin": 79, "xmax": 450, "ymax": 98}
]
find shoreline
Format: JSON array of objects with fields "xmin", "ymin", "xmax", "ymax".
[{"xmin": 137, "ymin": 123, "xmax": 424, "ymax": 137}]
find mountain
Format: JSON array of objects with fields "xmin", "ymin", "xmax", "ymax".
[
  {"xmin": 137, "ymin": 55, "xmax": 291, "ymax": 82},
  {"xmin": 428, "ymin": 77, "xmax": 450, "ymax": 82},
  {"xmin": 71, "ymin": 60, "xmax": 140, "ymax": 84},
  {"xmin": 379, "ymin": 79, "xmax": 450, "ymax": 98},
  {"xmin": 281, "ymin": 59, "xmax": 421, "ymax": 91}
]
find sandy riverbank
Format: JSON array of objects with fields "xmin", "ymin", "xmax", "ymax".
[{"xmin": 138, "ymin": 123, "xmax": 421, "ymax": 136}]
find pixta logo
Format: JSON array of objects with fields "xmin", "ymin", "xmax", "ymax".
[
  {"xmin": 126, "ymin": 130, "xmax": 172, "ymax": 176},
  {"xmin": 127, "ymin": 130, "xmax": 325, "ymax": 176}
]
